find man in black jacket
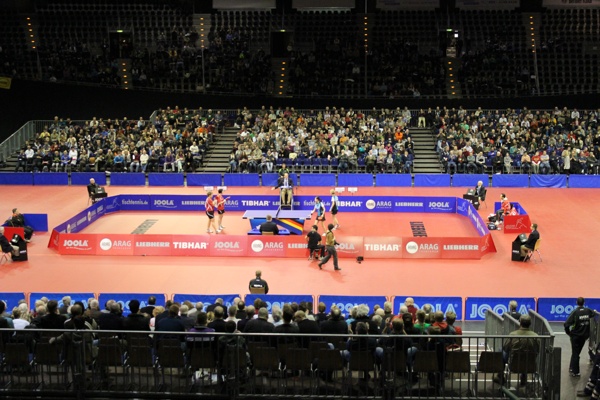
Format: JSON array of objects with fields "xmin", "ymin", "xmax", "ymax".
[
  {"xmin": 39, "ymin": 300, "xmax": 67, "ymax": 330},
  {"xmin": 565, "ymin": 297, "xmax": 597, "ymax": 377},
  {"xmin": 123, "ymin": 299, "xmax": 150, "ymax": 331},
  {"xmin": 249, "ymin": 270, "xmax": 269, "ymax": 294},
  {"xmin": 0, "ymin": 227, "xmax": 19, "ymax": 258},
  {"xmin": 259, "ymin": 215, "xmax": 279, "ymax": 235},
  {"xmin": 520, "ymin": 223, "xmax": 540, "ymax": 259},
  {"xmin": 244, "ymin": 307, "xmax": 274, "ymax": 334}
]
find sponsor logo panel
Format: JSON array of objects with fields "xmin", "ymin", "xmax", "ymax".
[
  {"xmin": 96, "ymin": 234, "xmax": 134, "ymax": 255},
  {"xmin": 171, "ymin": 235, "xmax": 211, "ymax": 256},
  {"xmin": 133, "ymin": 234, "xmax": 172, "ymax": 256},
  {"xmin": 209, "ymin": 236, "xmax": 248, "ymax": 257},
  {"xmin": 402, "ymin": 237, "xmax": 441, "ymax": 259},
  {"xmin": 335, "ymin": 236, "xmax": 364, "ymax": 258},
  {"xmin": 58, "ymin": 234, "xmax": 97, "ymax": 255},
  {"xmin": 363, "ymin": 236, "xmax": 402, "ymax": 259},
  {"xmin": 248, "ymin": 237, "xmax": 286, "ymax": 257}
]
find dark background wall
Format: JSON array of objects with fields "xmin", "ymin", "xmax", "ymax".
[{"xmin": 1, "ymin": 79, "xmax": 599, "ymax": 140}]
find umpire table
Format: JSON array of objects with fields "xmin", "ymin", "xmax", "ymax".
[{"xmin": 242, "ymin": 209, "xmax": 312, "ymax": 235}]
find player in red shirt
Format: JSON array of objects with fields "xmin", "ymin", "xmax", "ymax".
[
  {"xmin": 205, "ymin": 190, "xmax": 218, "ymax": 234},
  {"xmin": 214, "ymin": 188, "xmax": 230, "ymax": 232}
]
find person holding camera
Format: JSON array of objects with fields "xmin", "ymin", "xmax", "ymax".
[{"xmin": 318, "ymin": 223, "xmax": 341, "ymax": 271}]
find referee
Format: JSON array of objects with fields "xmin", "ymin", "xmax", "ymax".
[{"xmin": 565, "ymin": 297, "xmax": 597, "ymax": 377}]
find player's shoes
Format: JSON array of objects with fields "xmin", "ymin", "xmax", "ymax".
[
  {"xmin": 219, "ymin": 226, "xmax": 225, "ymax": 229},
  {"xmin": 207, "ymin": 230, "xmax": 214, "ymax": 233},
  {"xmin": 216, "ymin": 229, "xmax": 222, "ymax": 234},
  {"xmin": 308, "ymin": 257, "xmax": 313, "ymax": 261}
]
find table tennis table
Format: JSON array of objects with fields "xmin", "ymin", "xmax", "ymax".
[{"xmin": 242, "ymin": 209, "xmax": 312, "ymax": 235}]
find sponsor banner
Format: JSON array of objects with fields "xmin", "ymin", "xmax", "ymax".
[
  {"xmin": 98, "ymin": 293, "xmax": 166, "ymax": 316},
  {"xmin": 133, "ymin": 235, "xmax": 172, "ymax": 256},
  {"xmin": 537, "ymin": 297, "xmax": 600, "ymax": 322},
  {"xmin": 440, "ymin": 237, "xmax": 483, "ymax": 259},
  {"xmin": 318, "ymin": 295, "xmax": 388, "ymax": 316},
  {"xmin": 104, "ymin": 196, "xmax": 121, "ymax": 214},
  {"xmin": 456, "ymin": 198, "xmax": 470, "ymax": 217},
  {"xmin": 0, "ymin": 293, "xmax": 26, "ymax": 311},
  {"xmin": 394, "ymin": 197, "xmax": 426, "ymax": 213},
  {"xmin": 503, "ymin": 214, "xmax": 532, "ymax": 234},
  {"xmin": 172, "ymin": 294, "xmax": 240, "ymax": 310},
  {"xmin": 209, "ymin": 235, "xmax": 248, "ymax": 257},
  {"xmin": 402, "ymin": 237, "xmax": 442, "ymax": 259},
  {"xmin": 544, "ymin": 0, "xmax": 600, "ymax": 7},
  {"xmin": 119, "ymin": 195, "xmax": 151, "ymax": 211},
  {"xmin": 424, "ymin": 197, "xmax": 457, "ymax": 213},
  {"xmin": 480, "ymin": 234, "xmax": 497, "ymax": 255},
  {"xmin": 171, "ymin": 235, "xmax": 211, "ymax": 256},
  {"xmin": 335, "ymin": 236, "xmax": 364, "ymax": 258},
  {"xmin": 285, "ymin": 236, "xmax": 311, "ymax": 258},
  {"xmin": 466, "ymin": 201, "xmax": 488, "ymax": 236},
  {"xmin": 150, "ymin": 195, "xmax": 203, "ymax": 211},
  {"xmin": 465, "ymin": 297, "xmax": 536, "ymax": 321},
  {"xmin": 58, "ymin": 234, "xmax": 98, "ymax": 255},
  {"xmin": 376, "ymin": 0, "xmax": 439, "ymax": 10},
  {"xmin": 96, "ymin": 234, "xmax": 134, "ymax": 256},
  {"xmin": 363, "ymin": 237, "xmax": 402, "ymax": 259},
  {"xmin": 248, "ymin": 237, "xmax": 286, "ymax": 257},
  {"xmin": 30, "ymin": 292, "xmax": 95, "ymax": 310},
  {"xmin": 48, "ymin": 229, "xmax": 60, "ymax": 249},
  {"xmin": 244, "ymin": 294, "xmax": 314, "ymax": 313},
  {"xmin": 456, "ymin": 0, "xmax": 519, "ymax": 9},
  {"xmin": 392, "ymin": 296, "xmax": 463, "ymax": 321}
]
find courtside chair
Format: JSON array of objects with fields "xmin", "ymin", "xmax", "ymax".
[
  {"xmin": 250, "ymin": 287, "xmax": 266, "ymax": 295},
  {"xmin": 526, "ymin": 239, "xmax": 542, "ymax": 263}
]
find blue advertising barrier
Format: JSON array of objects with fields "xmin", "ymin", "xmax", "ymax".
[
  {"xmin": 148, "ymin": 173, "xmax": 184, "ymax": 187},
  {"xmin": 149, "ymin": 195, "xmax": 204, "ymax": 211},
  {"xmin": 98, "ymin": 293, "xmax": 167, "ymax": 316},
  {"xmin": 224, "ymin": 174, "xmax": 260, "ymax": 187},
  {"xmin": 109, "ymin": 173, "xmax": 146, "ymax": 186},
  {"xmin": 33, "ymin": 172, "xmax": 69, "ymax": 186},
  {"xmin": 118, "ymin": 194, "xmax": 151, "ymax": 211},
  {"xmin": 530, "ymin": 174, "xmax": 567, "ymax": 188},
  {"xmin": 244, "ymin": 294, "xmax": 314, "ymax": 313},
  {"xmin": 414, "ymin": 174, "xmax": 451, "ymax": 187},
  {"xmin": 187, "ymin": 173, "xmax": 222, "ymax": 187},
  {"xmin": 452, "ymin": 174, "xmax": 488, "ymax": 188},
  {"xmin": 30, "ymin": 292, "xmax": 95, "ymax": 310},
  {"xmin": 318, "ymin": 295, "xmax": 388, "ymax": 316},
  {"xmin": 424, "ymin": 197, "xmax": 457, "ymax": 213},
  {"xmin": 173, "ymin": 294, "xmax": 240, "ymax": 310},
  {"xmin": 375, "ymin": 174, "xmax": 412, "ymax": 187},
  {"xmin": 0, "ymin": 172, "xmax": 33, "ymax": 185},
  {"xmin": 537, "ymin": 297, "xmax": 600, "ymax": 322},
  {"xmin": 494, "ymin": 202, "xmax": 528, "ymax": 215},
  {"xmin": 337, "ymin": 174, "xmax": 373, "ymax": 187},
  {"xmin": 491, "ymin": 174, "xmax": 529, "ymax": 188},
  {"xmin": 392, "ymin": 296, "xmax": 463, "ymax": 321},
  {"xmin": 261, "ymin": 173, "xmax": 279, "ymax": 187},
  {"xmin": 71, "ymin": 172, "xmax": 107, "ymax": 186},
  {"xmin": 23, "ymin": 213, "xmax": 48, "ymax": 232},
  {"xmin": 0, "ymin": 292, "xmax": 27, "ymax": 311},
  {"xmin": 299, "ymin": 173, "xmax": 335, "ymax": 187},
  {"xmin": 569, "ymin": 175, "xmax": 600, "ymax": 188},
  {"xmin": 465, "ymin": 297, "xmax": 536, "ymax": 321}
]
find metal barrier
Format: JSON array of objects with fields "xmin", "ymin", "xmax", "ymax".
[
  {"xmin": 0, "ymin": 328, "xmax": 556, "ymax": 400},
  {"xmin": 0, "ymin": 121, "xmax": 36, "ymax": 166},
  {"xmin": 589, "ymin": 311, "xmax": 600, "ymax": 358}
]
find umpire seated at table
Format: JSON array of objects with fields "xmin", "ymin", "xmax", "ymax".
[
  {"xmin": 474, "ymin": 180, "xmax": 487, "ymax": 203},
  {"xmin": 0, "ymin": 226, "xmax": 19, "ymax": 259},
  {"xmin": 259, "ymin": 215, "xmax": 279, "ymax": 235},
  {"xmin": 87, "ymin": 178, "xmax": 99, "ymax": 204},
  {"xmin": 520, "ymin": 223, "xmax": 540, "ymax": 260},
  {"xmin": 272, "ymin": 172, "xmax": 293, "ymax": 206}
]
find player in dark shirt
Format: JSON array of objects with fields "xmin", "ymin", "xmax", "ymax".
[{"xmin": 305, "ymin": 225, "xmax": 324, "ymax": 261}]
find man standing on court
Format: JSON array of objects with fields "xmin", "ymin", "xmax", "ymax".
[
  {"xmin": 318, "ymin": 223, "xmax": 341, "ymax": 271},
  {"xmin": 565, "ymin": 297, "xmax": 597, "ymax": 377},
  {"xmin": 272, "ymin": 173, "xmax": 293, "ymax": 207},
  {"xmin": 249, "ymin": 270, "xmax": 269, "ymax": 294},
  {"xmin": 205, "ymin": 190, "xmax": 219, "ymax": 234},
  {"xmin": 215, "ymin": 188, "xmax": 229, "ymax": 232}
]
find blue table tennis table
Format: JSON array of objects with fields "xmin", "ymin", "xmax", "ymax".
[{"xmin": 242, "ymin": 209, "xmax": 312, "ymax": 235}]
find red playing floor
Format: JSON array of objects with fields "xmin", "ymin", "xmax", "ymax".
[
  {"xmin": 1, "ymin": 184, "xmax": 597, "ymax": 300},
  {"xmin": 81, "ymin": 211, "xmax": 477, "ymax": 238}
]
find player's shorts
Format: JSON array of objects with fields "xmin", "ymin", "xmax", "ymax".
[
  {"xmin": 206, "ymin": 211, "xmax": 214, "ymax": 219},
  {"xmin": 331, "ymin": 205, "xmax": 338, "ymax": 215},
  {"xmin": 217, "ymin": 209, "xmax": 225, "ymax": 215},
  {"xmin": 317, "ymin": 215, "xmax": 326, "ymax": 221}
]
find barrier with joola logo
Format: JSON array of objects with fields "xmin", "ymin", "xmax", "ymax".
[
  {"xmin": 48, "ymin": 194, "xmax": 496, "ymax": 259},
  {"xmin": 53, "ymin": 233, "xmax": 495, "ymax": 259}
]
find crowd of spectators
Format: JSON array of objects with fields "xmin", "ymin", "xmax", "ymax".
[
  {"xmin": 0, "ymin": 295, "xmax": 463, "ymax": 390},
  {"xmin": 434, "ymin": 106, "xmax": 600, "ymax": 175},
  {"xmin": 228, "ymin": 106, "xmax": 417, "ymax": 174},
  {"xmin": 14, "ymin": 108, "xmax": 219, "ymax": 174}
]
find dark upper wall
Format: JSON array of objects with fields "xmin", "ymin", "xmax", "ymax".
[{"xmin": 1, "ymin": 79, "xmax": 599, "ymax": 140}]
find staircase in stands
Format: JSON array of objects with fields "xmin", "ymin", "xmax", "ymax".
[
  {"xmin": 410, "ymin": 128, "xmax": 443, "ymax": 174},
  {"xmin": 198, "ymin": 127, "xmax": 238, "ymax": 173}
]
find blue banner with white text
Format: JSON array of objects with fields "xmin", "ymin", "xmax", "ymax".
[
  {"xmin": 244, "ymin": 294, "xmax": 314, "ymax": 313},
  {"xmin": 537, "ymin": 297, "xmax": 600, "ymax": 321},
  {"xmin": 465, "ymin": 297, "xmax": 536, "ymax": 321},
  {"xmin": 392, "ymin": 296, "xmax": 463, "ymax": 321},
  {"xmin": 173, "ymin": 294, "xmax": 240, "ymax": 310},
  {"xmin": 318, "ymin": 295, "xmax": 388, "ymax": 316},
  {"xmin": 30, "ymin": 292, "xmax": 95, "ymax": 311},
  {"xmin": 98, "ymin": 293, "xmax": 167, "ymax": 316}
]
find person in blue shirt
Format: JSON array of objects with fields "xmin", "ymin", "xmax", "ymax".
[{"xmin": 311, "ymin": 196, "xmax": 326, "ymax": 232}]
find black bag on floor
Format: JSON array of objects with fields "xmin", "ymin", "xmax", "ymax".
[{"xmin": 23, "ymin": 226, "xmax": 33, "ymax": 240}]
